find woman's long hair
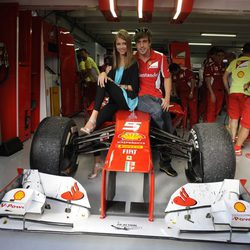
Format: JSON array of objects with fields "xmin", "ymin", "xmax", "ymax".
[{"xmin": 113, "ymin": 29, "xmax": 135, "ymax": 69}]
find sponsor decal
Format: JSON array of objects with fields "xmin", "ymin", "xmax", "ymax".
[
  {"xmin": 237, "ymin": 71, "xmax": 245, "ymax": 78},
  {"xmin": 148, "ymin": 61, "xmax": 158, "ymax": 69},
  {"xmin": 123, "ymin": 121, "xmax": 141, "ymax": 132},
  {"xmin": 14, "ymin": 190, "xmax": 25, "ymax": 201},
  {"xmin": 122, "ymin": 149, "xmax": 137, "ymax": 155},
  {"xmin": 236, "ymin": 60, "xmax": 250, "ymax": 68},
  {"xmin": 61, "ymin": 182, "xmax": 84, "ymax": 201},
  {"xmin": 126, "ymin": 155, "xmax": 132, "ymax": 160},
  {"xmin": 119, "ymin": 132, "xmax": 145, "ymax": 141},
  {"xmin": 233, "ymin": 216, "xmax": 250, "ymax": 222},
  {"xmin": 118, "ymin": 145, "xmax": 143, "ymax": 149},
  {"xmin": 139, "ymin": 73, "xmax": 158, "ymax": 78},
  {"xmin": 124, "ymin": 161, "xmax": 135, "ymax": 172},
  {"xmin": 1, "ymin": 202, "xmax": 24, "ymax": 209},
  {"xmin": 111, "ymin": 221, "xmax": 142, "ymax": 231},
  {"xmin": 234, "ymin": 202, "xmax": 246, "ymax": 212},
  {"xmin": 173, "ymin": 187, "xmax": 197, "ymax": 207},
  {"xmin": 190, "ymin": 129, "xmax": 199, "ymax": 149},
  {"xmin": 118, "ymin": 140, "xmax": 145, "ymax": 145}
]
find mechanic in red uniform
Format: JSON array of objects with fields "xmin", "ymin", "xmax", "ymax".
[
  {"xmin": 198, "ymin": 49, "xmax": 216, "ymax": 122},
  {"xmin": 134, "ymin": 28, "xmax": 177, "ymax": 177},
  {"xmin": 169, "ymin": 63, "xmax": 197, "ymax": 128},
  {"xmin": 204, "ymin": 48, "xmax": 225, "ymax": 122}
]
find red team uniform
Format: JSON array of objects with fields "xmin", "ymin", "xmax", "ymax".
[
  {"xmin": 204, "ymin": 60, "xmax": 224, "ymax": 122},
  {"xmin": 136, "ymin": 49, "xmax": 170, "ymax": 98},
  {"xmin": 172, "ymin": 68, "xmax": 198, "ymax": 128}
]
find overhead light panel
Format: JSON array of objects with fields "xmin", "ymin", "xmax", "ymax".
[
  {"xmin": 173, "ymin": 0, "xmax": 183, "ymax": 20},
  {"xmin": 172, "ymin": 0, "xmax": 194, "ymax": 24},
  {"xmin": 112, "ymin": 31, "xmax": 135, "ymax": 35},
  {"xmin": 201, "ymin": 33, "xmax": 236, "ymax": 37},
  {"xmin": 109, "ymin": 0, "xmax": 117, "ymax": 18},
  {"xmin": 138, "ymin": 0, "xmax": 143, "ymax": 19},
  {"xmin": 99, "ymin": 0, "xmax": 119, "ymax": 21},
  {"xmin": 137, "ymin": 0, "xmax": 154, "ymax": 22},
  {"xmin": 189, "ymin": 42, "xmax": 212, "ymax": 46}
]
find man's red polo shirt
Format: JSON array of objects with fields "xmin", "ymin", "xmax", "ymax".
[{"xmin": 135, "ymin": 50, "xmax": 170, "ymax": 98}]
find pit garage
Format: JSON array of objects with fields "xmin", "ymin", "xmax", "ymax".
[{"xmin": 0, "ymin": 1, "xmax": 250, "ymax": 250}]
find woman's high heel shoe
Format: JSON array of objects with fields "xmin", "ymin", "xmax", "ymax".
[
  {"xmin": 88, "ymin": 162, "xmax": 104, "ymax": 179},
  {"xmin": 80, "ymin": 119, "xmax": 96, "ymax": 135}
]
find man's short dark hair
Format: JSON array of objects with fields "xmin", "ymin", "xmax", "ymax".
[
  {"xmin": 169, "ymin": 63, "xmax": 181, "ymax": 74},
  {"xmin": 79, "ymin": 48, "xmax": 88, "ymax": 54},
  {"xmin": 208, "ymin": 46, "xmax": 219, "ymax": 56},
  {"xmin": 134, "ymin": 28, "xmax": 152, "ymax": 43},
  {"xmin": 243, "ymin": 43, "xmax": 250, "ymax": 54}
]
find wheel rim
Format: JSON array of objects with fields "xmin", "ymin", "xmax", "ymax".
[
  {"xmin": 186, "ymin": 148, "xmax": 203, "ymax": 183},
  {"xmin": 60, "ymin": 125, "xmax": 78, "ymax": 175}
]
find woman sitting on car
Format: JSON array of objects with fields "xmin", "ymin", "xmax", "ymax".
[{"xmin": 80, "ymin": 29, "xmax": 139, "ymax": 178}]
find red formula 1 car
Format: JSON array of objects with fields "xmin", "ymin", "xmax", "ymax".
[
  {"xmin": 0, "ymin": 108, "xmax": 245, "ymax": 243},
  {"xmin": 29, "ymin": 108, "xmax": 236, "ymax": 220},
  {"xmin": 30, "ymin": 108, "xmax": 235, "ymax": 182}
]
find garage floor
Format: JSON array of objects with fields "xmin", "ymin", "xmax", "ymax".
[{"xmin": 0, "ymin": 113, "xmax": 250, "ymax": 250}]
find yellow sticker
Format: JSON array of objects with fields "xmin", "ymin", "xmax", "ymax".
[
  {"xmin": 14, "ymin": 190, "xmax": 25, "ymax": 201},
  {"xmin": 119, "ymin": 132, "xmax": 145, "ymax": 141},
  {"xmin": 234, "ymin": 201, "xmax": 246, "ymax": 212},
  {"xmin": 118, "ymin": 145, "xmax": 143, "ymax": 149}
]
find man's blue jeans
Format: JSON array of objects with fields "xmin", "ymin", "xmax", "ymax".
[{"xmin": 137, "ymin": 94, "xmax": 174, "ymax": 133}]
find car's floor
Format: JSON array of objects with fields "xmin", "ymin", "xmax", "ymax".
[{"xmin": 0, "ymin": 112, "xmax": 250, "ymax": 250}]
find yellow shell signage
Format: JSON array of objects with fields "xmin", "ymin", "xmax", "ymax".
[
  {"xmin": 13, "ymin": 190, "xmax": 25, "ymax": 201},
  {"xmin": 237, "ymin": 71, "xmax": 245, "ymax": 78},
  {"xmin": 119, "ymin": 132, "xmax": 145, "ymax": 141},
  {"xmin": 234, "ymin": 201, "xmax": 246, "ymax": 212}
]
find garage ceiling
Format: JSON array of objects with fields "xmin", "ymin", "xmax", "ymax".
[{"xmin": 11, "ymin": 0, "xmax": 250, "ymax": 54}]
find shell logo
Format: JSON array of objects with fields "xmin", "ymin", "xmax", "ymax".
[
  {"xmin": 234, "ymin": 201, "xmax": 246, "ymax": 212},
  {"xmin": 119, "ymin": 132, "xmax": 145, "ymax": 141},
  {"xmin": 237, "ymin": 71, "xmax": 245, "ymax": 78},
  {"xmin": 14, "ymin": 190, "xmax": 25, "ymax": 201}
]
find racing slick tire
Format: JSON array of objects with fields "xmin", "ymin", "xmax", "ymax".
[
  {"xmin": 186, "ymin": 123, "xmax": 236, "ymax": 183},
  {"xmin": 30, "ymin": 117, "xmax": 78, "ymax": 175}
]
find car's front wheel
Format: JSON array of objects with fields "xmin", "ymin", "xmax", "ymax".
[
  {"xmin": 186, "ymin": 123, "xmax": 236, "ymax": 183},
  {"xmin": 30, "ymin": 117, "xmax": 78, "ymax": 175}
]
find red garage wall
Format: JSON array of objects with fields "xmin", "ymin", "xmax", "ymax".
[
  {"xmin": 19, "ymin": 10, "xmax": 32, "ymax": 141},
  {"xmin": 0, "ymin": 3, "xmax": 19, "ymax": 142},
  {"xmin": 31, "ymin": 17, "xmax": 42, "ymax": 133},
  {"xmin": 58, "ymin": 27, "xmax": 81, "ymax": 117}
]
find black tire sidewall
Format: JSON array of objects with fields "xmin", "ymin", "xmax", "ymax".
[
  {"xmin": 30, "ymin": 117, "xmax": 78, "ymax": 175},
  {"xmin": 188, "ymin": 123, "xmax": 236, "ymax": 182}
]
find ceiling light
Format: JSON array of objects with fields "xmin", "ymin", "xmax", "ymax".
[
  {"xmin": 109, "ymin": 0, "xmax": 117, "ymax": 18},
  {"xmin": 138, "ymin": 0, "xmax": 143, "ymax": 19},
  {"xmin": 112, "ymin": 31, "xmax": 135, "ymax": 35},
  {"xmin": 171, "ymin": 0, "xmax": 194, "ymax": 24},
  {"xmin": 99, "ymin": 0, "xmax": 119, "ymax": 21},
  {"xmin": 173, "ymin": 0, "xmax": 183, "ymax": 20},
  {"xmin": 189, "ymin": 42, "xmax": 212, "ymax": 46},
  {"xmin": 201, "ymin": 33, "xmax": 236, "ymax": 37}
]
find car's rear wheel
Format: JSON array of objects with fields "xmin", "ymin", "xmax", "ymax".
[
  {"xmin": 30, "ymin": 117, "xmax": 78, "ymax": 175},
  {"xmin": 186, "ymin": 123, "xmax": 236, "ymax": 183}
]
